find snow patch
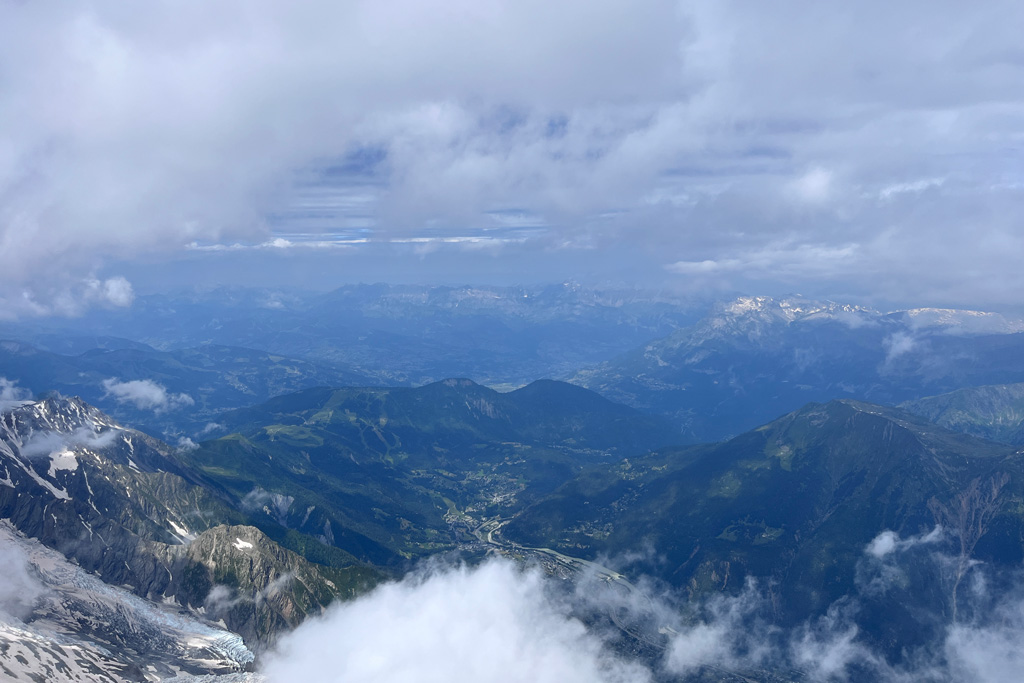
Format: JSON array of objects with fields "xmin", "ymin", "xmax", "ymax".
[
  {"xmin": 233, "ymin": 538, "xmax": 254, "ymax": 551},
  {"xmin": 46, "ymin": 448, "xmax": 79, "ymax": 478},
  {"xmin": 169, "ymin": 520, "xmax": 196, "ymax": 543}
]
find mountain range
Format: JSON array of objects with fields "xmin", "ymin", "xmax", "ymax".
[
  {"xmin": 574, "ymin": 296, "xmax": 1024, "ymax": 441},
  {"xmin": 0, "ymin": 340, "xmax": 379, "ymax": 439},
  {"xmin": 3, "ymin": 289, "xmax": 1024, "ymax": 681},
  {"xmin": 0, "ymin": 395, "xmax": 380, "ymax": 650},
  {"xmin": 0, "ymin": 283, "xmax": 702, "ymax": 387}
]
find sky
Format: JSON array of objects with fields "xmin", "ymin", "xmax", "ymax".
[{"xmin": 2, "ymin": 1, "xmax": 1023, "ymax": 316}]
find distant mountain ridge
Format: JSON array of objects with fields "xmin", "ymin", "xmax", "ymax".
[
  {"xmin": 0, "ymin": 283, "xmax": 703, "ymax": 387},
  {"xmin": 574, "ymin": 295, "xmax": 1024, "ymax": 442},
  {"xmin": 901, "ymin": 382, "xmax": 1024, "ymax": 445},
  {"xmin": 0, "ymin": 340, "xmax": 379, "ymax": 438}
]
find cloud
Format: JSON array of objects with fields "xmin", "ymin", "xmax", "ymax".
[
  {"xmin": 0, "ymin": 540, "xmax": 46, "ymax": 621},
  {"xmin": 199, "ymin": 422, "xmax": 224, "ymax": 436},
  {"xmin": 0, "ymin": 377, "xmax": 32, "ymax": 412},
  {"xmin": 240, "ymin": 486, "xmax": 294, "ymax": 525},
  {"xmin": 19, "ymin": 426, "xmax": 120, "ymax": 459},
  {"xmin": 662, "ymin": 579, "xmax": 774, "ymax": 675},
  {"xmin": 0, "ymin": 0, "xmax": 685, "ymax": 311},
  {"xmin": 883, "ymin": 331, "xmax": 919, "ymax": 365},
  {"xmin": 1, "ymin": 1, "xmax": 1022, "ymax": 308},
  {"xmin": 789, "ymin": 604, "xmax": 878, "ymax": 681},
  {"xmin": 176, "ymin": 436, "xmax": 199, "ymax": 451},
  {"xmin": 91, "ymin": 276, "xmax": 134, "ymax": 307},
  {"xmin": 901, "ymin": 308, "xmax": 1024, "ymax": 336},
  {"xmin": 945, "ymin": 600, "xmax": 1024, "ymax": 683},
  {"xmin": 261, "ymin": 558, "xmax": 652, "ymax": 683},
  {"xmin": 666, "ymin": 242, "xmax": 862, "ymax": 282},
  {"xmin": 0, "ymin": 276, "xmax": 136, "ymax": 319},
  {"xmin": 205, "ymin": 572, "xmax": 295, "ymax": 617},
  {"xmin": 789, "ymin": 167, "xmax": 834, "ymax": 204},
  {"xmin": 101, "ymin": 378, "xmax": 194, "ymax": 412},
  {"xmin": 257, "ymin": 530, "xmax": 1024, "ymax": 683},
  {"xmin": 865, "ymin": 527, "xmax": 944, "ymax": 560},
  {"xmin": 879, "ymin": 177, "xmax": 945, "ymax": 200},
  {"xmin": 203, "ymin": 584, "xmax": 237, "ymax": 616}
]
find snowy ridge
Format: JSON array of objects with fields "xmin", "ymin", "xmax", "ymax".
[
  {"xmin": 899, "ymin": 307, "xmax": 1024, "ymax": 335},
  {"xmin": 680, "ymin": 296, "xmax": 1021, "ymax": 347},
  {"xmin": 0, "ymin": 396, "xmax": 126, "ymax": 502},
  {"xmin": 646, "ymin": 296, "xmax": 880, "ymax": 356}
]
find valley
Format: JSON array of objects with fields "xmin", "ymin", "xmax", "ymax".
[
  {"xmin": 1, "ymin": 290, "xmax": 1023, "ymax": 682},
  {"xmin": 4, "ymin": 5, "xmax": 1016, "ymax": 679}
]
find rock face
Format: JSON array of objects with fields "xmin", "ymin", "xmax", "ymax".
[
  {"xmin": 0, "ymin": 396, "xmax": 374, "ymax": 648},
  {"xmin": 182, "ymin": 524, "xmax": 373, "ymax": 645}
]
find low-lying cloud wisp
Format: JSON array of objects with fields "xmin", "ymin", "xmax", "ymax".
[
  {"xmin": 101, "ymin": 378, "xmax": 194, "ymax": 413},
  {"xmin": 19, "ymin": 426, "xmax": 120, "ymax": 460},
  {"xmin": 259, "ymin": 530, "xmax": 1024, "ymax": 683},
  {"xmin": 0, "ymin": 377, "xmax": 32, "ymax": 412}
]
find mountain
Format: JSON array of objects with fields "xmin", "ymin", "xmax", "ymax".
[
  {"xmin": 0, "ymin": 283, "xmax": 703, "ymax": 387},
  {"xmin": 0, "ymin": 382, "xmax": 683, "ymax": 676},
  {"xmin": 573, "ymin": 296, "xmax": 1024, "ymax": 442},
  {"xmin": 0, "ymin": 395, "xmax": 380, "ymax": 647},
  {"xmin": 900, "ymin": 383, "xmax": 1024, "ymax": 445},
  {"xmin": 0, "ymin": 520, "xmax": 254, "ymax": 681},
  {"xmin": 4, "ymin": 375, "xmax": 1024, "ymax": 679},
  {"xmin": 503, "ymin": 399, "xmax": 1024, "ymax": 653},
  {"xmin": 0, "ymin": 340, "xmax": 379, "ymax": 438},
  {"xmin": 175, "ymin": 379, "xmax": 682, "ymax": 565}
]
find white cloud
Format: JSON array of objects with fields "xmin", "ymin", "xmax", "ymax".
[
  {"xmin": 261, "ymin": 559, "xmax": 652, "ymax": 683},
  {"xmin": 866, "ymin": 527, "xmax": 944, "ymax": 560},
  {"xmin": 101, "ymin": 378, "xmax": 194, "ymax": 413},
  {"xmin": 0, "ymin": 540, "xmax": 46, "ymax": 621},
  {"xmin": 175, "ymin": 436, "xmax": 199, "ymax": 451},
  {"xmin": 240, "ymin": 487, "xmax": 294, "ymax": 525},
  {"xmin": 199, "ymin": 422, "xmax": 224, "ymax": 436},
  {"xmin": 665, "ymin": 258, "xmax": 743, "ymax": 275},
  {"xmin": 666, "ymin": 242, "xmax": 862, "ymax": 281},
  {"xmin": 0, "ymin": 0, "xmax": 686, "ymax": 309},
  {"xmin": 19, "ymin": 427, "xmax": 120, "ymax": 460},
  {"xmin": 789, "ymin": 167, "xmax": 834, "ymax": 204},
  {"xmin": 945, "ymin": 603, "xmax": 1024, "ymax": 683},
  {"xmin": 205, "ymin": 572, "xmax": 295, "ymax": 616},
  {"xmin": 789, "ymin": 606, "xmax": 878, "ymax": 681},
  {"xmin": 254, "ymin": 550, "xmax": 1024, "ymax": 683},
  {"xmin": 0, "ymin": 276, "xmax": 137, "ymax": 320},
  {"xmin": 663, "ymin": 580, "xmax": 772, "ymax": 675},
  {"xmin": 0, "ymin": 1, "xmax": 1022, "ymax": 307},
  {"xmin": 0, "ymin": 377, "xmax": 32, "ymax": 412},
  {"xmin": 883, "ymin": 331, "xmax": 919, "ymax": 365},
  {"xmin": 95, "ymin": 276, "xmax": 134, "ymax": 307},
  {"xmin": 879, "ymin": 177, "xmax": 945, "ymax": 200}
]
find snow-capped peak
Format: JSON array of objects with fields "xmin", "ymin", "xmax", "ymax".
[{"xmin": 898, "ymin": 308, "xmax": 1024, "ymax": 335}]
